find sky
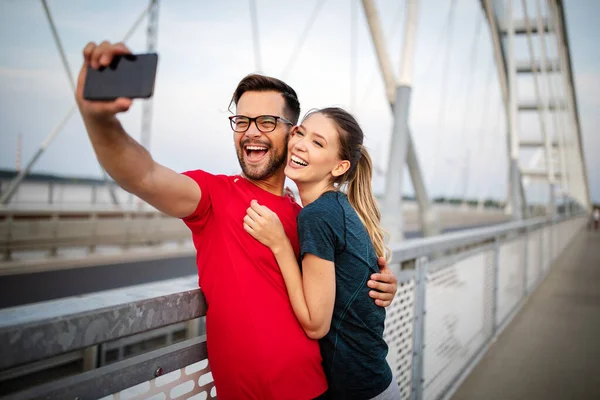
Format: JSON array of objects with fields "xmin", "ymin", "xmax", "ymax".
[{"xmin": 0, "ymin": 0, "xmax": 598, "ymax": 204}]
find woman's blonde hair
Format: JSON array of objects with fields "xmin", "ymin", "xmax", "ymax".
[{"xmin": 305, "ymin": 108, "xmax": 391, "ymax": 261}]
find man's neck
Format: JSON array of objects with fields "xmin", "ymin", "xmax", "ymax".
[{"xmin": 243, "ymin": 171, "xmax": 286, "ymax": 196}]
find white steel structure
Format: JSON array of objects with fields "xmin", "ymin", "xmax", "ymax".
[{"xmin": 481, "ymin": 0, "xmax": 591, "ymax": 218}]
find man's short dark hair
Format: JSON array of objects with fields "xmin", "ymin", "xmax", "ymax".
[{"xmin": 230, "ymin": 74, "xmax": 301, "ymax": 124}]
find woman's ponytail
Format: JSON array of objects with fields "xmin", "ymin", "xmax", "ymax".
[{"xmin": 347, "ymin": 147, "xmax": 391, "ymax": 261}]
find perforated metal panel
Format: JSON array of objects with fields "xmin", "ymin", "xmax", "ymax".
[
  {"xmin": 102, "ymin": 358, "xmax": 216, "ymax": 400},
  {"xmin": 383, "ymin": 278, "xmax": 415, "ymax": 399},
  {"xmin": 557, "ymin": 221, "xmax": 566, "ymax": 255},
  {"xmin": 542, "ymin": 226, "xmax": 552, "ymax": 273},
  {"xmin": 526, "ymin": 230, "xmax": 542, "ymax": 292},
  {"xmin": 552, "ymin": 223, "xmax": 559, "ymax": 262},
  {"xmin": 421, "ymin": 250, "xmax": 494, "ymax": 400},
  {"xmin": 496, "ymin": 238, "xmax": 525, "ymax": 325}
]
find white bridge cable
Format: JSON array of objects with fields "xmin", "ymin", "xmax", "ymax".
[
  {"xmin": 0, "ymin": 3, "xmax": 154, "ymax": 205},
  {"xmin": 428, "ymin": 0, "xmax": 458, "ymax": 191},
  {"xmin": 280, "ymin": 0, "xmax": 327, "ymax": 80},
  {"xmin": 41, "ymin": 0, "xmax": 75, "ymax": 93},
  {"xmin": 249, "ymin": 0, "xmax": 262, "ymax": 72},
  {"xmin": 122, "ymin": 2, "xmax": 153, "ymax": 43},
  {"xmin": 357, "ymin": 1, "xmax": 405, "ymax": 108},
  {"xmin": 455, "ymin": 16, "xmax": 483, "ymax": 200},
  {"xmin": 477, "ymin": 108, "xmax": 505, "ymax": 208},
  {"xmin": 350, "ymin": 0, "xmax": 358, "ymax": 111},
  {"xmin": 472, "ymin": 60, "xmax": 497, "ymax": 198},
  {"xmin": 415, "ymin": 0, "xmax": 458, "ymax": 82}
]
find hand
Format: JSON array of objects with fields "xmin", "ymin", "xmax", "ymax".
[
  {"xmin": 368, "ymin": 257, "xmax": 398, "ymax": 307},
  {"xmin": 243, "ymin": 200, "xmax": 287, "ymax": 250},
  {"xmin": 75, "ymin": 41, "xmax": 133, "ymax": 120}
]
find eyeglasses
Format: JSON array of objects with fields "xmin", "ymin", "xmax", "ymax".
[{"xmin": 229, "ymin": 115, "xmax": 293, "ymax": 133}]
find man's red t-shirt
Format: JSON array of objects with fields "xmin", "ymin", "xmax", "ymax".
[{"xmin": 182, "ymin": 170, "xmax": 327, "ymax": 399}]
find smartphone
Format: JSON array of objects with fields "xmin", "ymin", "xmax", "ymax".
[{"xmin": 83, "ymin": 53, "xmax": 158, "ymax": 101}]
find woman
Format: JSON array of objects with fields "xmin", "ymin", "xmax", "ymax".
[{"xmin": 243, "ymin": 107, "xmax": 399, "ymax": 399}]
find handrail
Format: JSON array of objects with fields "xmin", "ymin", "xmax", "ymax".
[
  {"xmin": 390, "ymin": 216, "xmax": 551, "ymax": 263},
  {"xmin": 7, "ymin": 336, "xmax": 208, "ymax": 400},
  {"xmin": 0, "ymin": 205, "xmax": 510, "ymax": 261},
  {"xmin": 0, "ymin": 276, "xmax": 205, "ymax": 371},
  {"xmin": 0, "ymin": 209, "xmax": 162, "ymax": 218},
  {"xmin": 0, "ymin": 214, "xmax": 572, "ymax": 371},
  {"xmin": 0, "ymin": 213, "xmax": 585, "ymax": 399},
  {"xmin": 0, "ymin": 209, "xmax": 190, "ymax": 259}
]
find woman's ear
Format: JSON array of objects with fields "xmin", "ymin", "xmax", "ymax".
[{"xmin": 332, "ymin": 160, "xmax": 351, "ymax": 177}]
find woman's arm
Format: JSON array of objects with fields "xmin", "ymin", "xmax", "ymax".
[
  {"xmin": 243, "ymin": 201, "xmax": 335, "ymax": 339},
  {"xmin": 271, "ymin": 242, "xmax": 336, "ymax": 339}
]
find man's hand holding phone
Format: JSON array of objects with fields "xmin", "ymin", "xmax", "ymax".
[{"xmin": 76, "ymin": 41, "xmax": 135, "ymax": 121}]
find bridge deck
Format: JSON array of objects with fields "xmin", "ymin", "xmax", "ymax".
[{"xmin": 452, "ymin": 228, "xmax": 600, "ymax": 400}]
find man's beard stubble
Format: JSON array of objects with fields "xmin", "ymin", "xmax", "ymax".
[{"xmin": 236, "ymin": 144, "xmax": 288, "ymax": 181}]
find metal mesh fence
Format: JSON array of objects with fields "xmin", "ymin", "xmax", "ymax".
[
  {"xmin": 19, "ymin": 217, "xmax": 587, "ymax": 400},
  {"xmin": 383, "ymin": 278, "xmax": 416, "ymax": 399},
  {"xmin": 526, "ymin": 230, "xmax": 542, "ymax": 292},
  {"xmin": 105, "ymin": 358, "xmax": 215, "ymax": 400},
  {"xmin": 496, "ymin": 237, "xmax": 526, "ymax": 325},
  {"xmin": 421, "ymin": 249, "xmax": 494, "ymax": 400}
]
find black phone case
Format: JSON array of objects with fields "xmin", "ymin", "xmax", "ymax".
[{"xmin": 83, "ymin": 53, "xmax": 158, "ymax": 101}]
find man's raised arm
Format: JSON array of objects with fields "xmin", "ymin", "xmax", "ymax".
[{"xmin": 75, "ymin": 41, "xmax": 200, "ymax": 218}]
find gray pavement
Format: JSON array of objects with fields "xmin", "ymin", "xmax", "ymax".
[{"xmin": 452, "ymin": 229, "xmax": 600, "ymax": 400}]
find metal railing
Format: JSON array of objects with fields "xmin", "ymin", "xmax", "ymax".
[
  {"xmin": 0, "ymin": 214, "xmax": 586, "ymax": 399},
  {"xmin": 0, "ymin": 209, "xmax": 190, "ymax": 261},
  {"xmin": 0, "ymin": 206, "xmax": 509, "ymax": 262}
]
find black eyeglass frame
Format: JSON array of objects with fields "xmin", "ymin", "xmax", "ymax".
[{"xmin": 228, "ymin": 115, "xmax": 294, "ymax": 133}]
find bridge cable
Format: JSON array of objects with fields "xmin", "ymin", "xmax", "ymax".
[
  {"xmin": 350, "ymin": 0, "xmax": 358, "ymax": 112},
  {"xmin": 455, "ymin": 16, "xmax": 484, "ymax": 201},
  {"xmin": 122, "ymin": 3, "xmax": 153, "ymax": 42},
  {"xmin": 428, "ymin": 0, "xmax": 458, "ymax": 193},
  {"xmin": 281, "ymin": 0, "xmax": 327, "ymax": 80},
  {"xmin": 478, "ymin": 108, "xmax": 505, "ymax": 206},
  {"xmin": 357, "ymin": 1, "xmax": 405, "ymax": 108},
  {"xmin": 248, "ymin": 0, "xmax": 262, "ymax": 72},
  {"xmin": 41, "ymin": 0, "xmax": 75, "ymax": 93},
  {"xmin": 416, "ymin": 0, "xmax": 458, "ymax": 82},
  {"xmin": 472, "ymin": 60, "xmax": 497, "ymax": 199},
  {"xmin": 0, "ymin": 3, "xmax": 154, "ymax": 206}
]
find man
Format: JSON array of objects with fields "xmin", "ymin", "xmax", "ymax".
[{"xmin": 76, "ymin": 41, "xmax": 398, "ymax": 399}]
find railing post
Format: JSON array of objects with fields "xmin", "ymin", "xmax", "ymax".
[
  {"xmin": 82, "ymin": 345, "xmax": 98, "ymax": 371},
  {"xmin": 49, "ymin": 213, "xmax": 59, "ymax": 257},
  {"xmin": 539, "ymin": 223, "xmax": 544, "ymax": 285},
  {"xmin": 153, "ymin": 211, "xmax": 162, "ymax": 246},
  {"xmin": 411, "ymin": 256, "xmax": 427, "ymax": 400},
  {"xmin": 89, "ymin": 212, "xmax": 98, "ymax": 254},
  {"xmin": 48, "ymin": 181, "xmax": 54, "ymax": 205},
  {"xmin": 186, "ymin": 319, "xmax": 201, "ymax": 339},
  {"xmin": 124, "ymin": 212, "xmax": 133, "ymax": 250},
  {"xmin": 551, "ymin": 216, "xmax": 556, "ymax": 264},
  {"xmin": 492, "ymin": 237, "xmax": 500, "ymax": 336},
  {"xmin": 91, "ymin": 183, "xmax": 97, "ymax": 205},
  {"xmin": 523, "ymin": 227, "xmax": 529, "ymax": 296},
  {"xmin": 3, "ymin": 214, "xmax": 14, "ymax": 261}
]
